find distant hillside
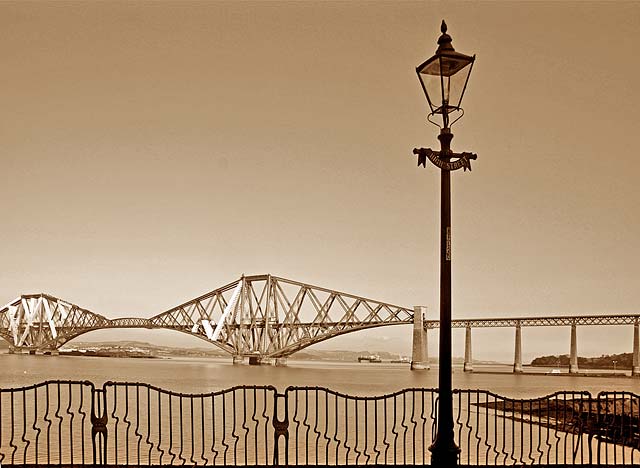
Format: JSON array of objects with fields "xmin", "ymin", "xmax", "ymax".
[{"xmin": 531, "ymin": 353, "xmax": 633, "ymax": 369}]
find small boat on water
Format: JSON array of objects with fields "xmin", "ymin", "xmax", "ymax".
[
  {"xmin": 391, "ymin": 356, "xmax": 411, "ymax": 364},
  {"xmin": 358, "ymin": 354, "xmax": 382, "ymax": 363}
]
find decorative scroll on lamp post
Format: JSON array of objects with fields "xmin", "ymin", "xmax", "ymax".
[{"xmin": 412, "ymin": 20, "xmax": 477, "ymax": 466}]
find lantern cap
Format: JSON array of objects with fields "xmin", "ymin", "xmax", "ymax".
[{"xmin": 436, "ymin": 20, "xmax": 454, "ymax": 53}]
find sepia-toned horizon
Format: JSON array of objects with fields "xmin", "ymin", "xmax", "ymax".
[{"xmin": 2, "ymin": 1, "xmax": 639, "ymax": 362}]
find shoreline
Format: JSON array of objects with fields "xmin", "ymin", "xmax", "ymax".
[{"xmin": 470, "ymin": 369, "xmax": 637, "ymax": 378}]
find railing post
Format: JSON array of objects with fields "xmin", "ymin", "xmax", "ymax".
[
  {"xmin": 91, "ymin": 385, "xmax": 108, "ymax": 466},
  {"xmin": 272, "ymin": 391, "xmax": 289, "ymax": 466},
  {"xmin": 513, "ymin": 321, "xmax": 523, "ymax": 373},
  {"xmin": 569, "ymin": 321, "xmax": 579, "ymax": 374},
  {"xmin": 463, "ymin": 325, "xmax": 473, "ymax": 372},
  {"xmin": 411, "ymin": 305, "xmax": 429, "ymax": 370}
]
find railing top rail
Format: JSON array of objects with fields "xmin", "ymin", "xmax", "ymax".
[
  {"xmin": 453, "ymin": 388, "xmax": 594, "ymax": 402},
  {"xmin": 0, "ymin": 379, "xmax": 96, "ymax": 393},
  {"xmin": 284, "ymin": 385, "xmax": 439, "ymax": 400},
  {"xmin": 102, "ymin": 381, "xmax": 279, "ymax": 398}
]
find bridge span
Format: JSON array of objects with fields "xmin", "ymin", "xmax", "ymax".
[
  {"xmin": 1, "ymin": 274, "xmax": 638, "ymax": 373},
  {"xmin": 0, "ymin": 274, "xmax": 412, "ymax": 363}
]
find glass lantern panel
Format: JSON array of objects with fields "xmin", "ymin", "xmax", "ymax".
[
  {"xmin": 418, "ymin": 58, "xmax": 472, "ymax": 113},
  {"xmin": 444, "ymin": 61, "xmax": 472, "ymax": 109},
  {"xmin": 418, "ymin": 72, "xmax": 442, "ymax": 113}
]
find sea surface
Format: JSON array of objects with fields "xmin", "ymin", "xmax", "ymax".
[{"xmin": 1, "ymin": 354, "xmax": 639, "ymax": 397}]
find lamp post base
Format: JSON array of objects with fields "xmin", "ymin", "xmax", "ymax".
[{"xmin": 430, "ymin": 438, "xmax": 461, "ymax": 466}]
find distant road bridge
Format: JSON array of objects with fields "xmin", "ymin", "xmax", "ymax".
[{"xmin": 1, "ymin": 274, "xmax": 638, "ymax": 372}]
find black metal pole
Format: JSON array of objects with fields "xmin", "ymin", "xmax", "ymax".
[{"xmin": 430, "ymin": 126, "xmax": 460, "ymax": 466}]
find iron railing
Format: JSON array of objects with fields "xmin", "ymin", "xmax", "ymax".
[{"xmin": 0, "ymin": 381, "xmax": 638, "ymax": 465}]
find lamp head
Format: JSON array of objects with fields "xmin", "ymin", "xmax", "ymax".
[{"xmin": 416, "ymin": 20, "xmax": 475, "ymax": 128}]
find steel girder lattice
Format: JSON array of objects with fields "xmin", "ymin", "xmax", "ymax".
[
  {"xmin": 0, "ymin": 275, "xmax": 413, "ymax": 356},
  {"xmin": 0, "ymin": 294, "xmax": 111, "ymax": 351},
  {"xmin": 425, "ymin": 315, "xmax": 640, "ymax": 329},
  {"xmin": 148, "ymin": 274, "xmax": 413, "ymax": 358}
]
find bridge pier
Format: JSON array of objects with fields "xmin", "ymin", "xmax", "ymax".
[
  {"xmin": 463, "ymin": 325, "xmax": 473, "ymax": 372},
  {"xmin": 411, "ymin": 306, "xmax": 429, "ymax": 370},
  {"xmin": 275, "ymin": 357, "xmax": 287, "ymax": 367},
  {"xmin": 232, "ymin": 355, "xmax": 245, "ymax": 365},
  {"xmin": 513, "ymin": 322, "xmax": 523, "ymax": 373},
  {"xmin": 569, "ymin": 322, "xmax": 579, "ymax": 374},
  {"xmin": 633, "ymin": 321, "xmax": 640, "ymax": 377}
]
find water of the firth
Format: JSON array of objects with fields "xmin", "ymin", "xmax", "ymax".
[{"xmin": 1, "ymin": 355, "xmax": 639, "ymax": 397}]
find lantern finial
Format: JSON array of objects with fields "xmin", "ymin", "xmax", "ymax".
[{"xmin": 437, "ymin": 20, "xmax": 454, "ymax": 52}]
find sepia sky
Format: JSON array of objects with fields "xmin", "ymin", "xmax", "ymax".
[{"xmin": 1, "ymin": 1, "xmax": 639, "ymax": 362}]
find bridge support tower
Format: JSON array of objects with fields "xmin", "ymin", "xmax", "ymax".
[
  {"xmin": 569, "ymin": 322, "xmax": 579, "ymax": 374},
  {"xmin": 633, "ymin": 321, "xmax": 640, "ymax": 377},
  {"xmin": 463, "ymin": 325, "xmax": 473, "ymax": 372},
  {"xmin": 233, "ymin": 355, "xmax": 244, "ymax": 365},
  {"xmin": 411, "ymin": 306, "xmax": 429, "ymax": 370},
  {"xmin": 513, "ymin": 322, "xmax": 523, "ymax": 373},
  {"xmin": 275, "ymin": 357, "xmax": 288, "ymax": 367}
]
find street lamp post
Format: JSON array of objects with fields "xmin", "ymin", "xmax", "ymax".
[{"xmin": 412, "ymin": 20, "xmax": 477, "ymax": 467}]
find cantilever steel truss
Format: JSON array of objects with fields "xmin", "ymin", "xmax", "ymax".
[
  {"xmin": 1, "ymin": 274, "xmax": 638, "ymax": 355},
  {"xmin": 148, "ymin": 275, "xmax": 412, "ymax": 357},
  {"xmin": 0, "ymin": 274, "xmax": 412, "ymax": 356}
]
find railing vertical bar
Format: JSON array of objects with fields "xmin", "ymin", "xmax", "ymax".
[
  {"xmin": 314, "ymin": 389, "xmax": 320, "ymax": 465},
  {"xmin": 21, "ymin": 388, "xmax": 28, "ymax": 464},
  {"xmin": 325, "ymin": 390, "xmax": 331, "ymax": 465},
  {"xmin": 383, "ymin": 396, "xmax": 389, "ymax": 464},
  {"xmin": 333, "ymin": 395, "xmax": 340, "ymax": 465},
  {"xmin": 124, "ymin": 385, "xmax": 131, "ymax": 464},
  {"xmin": 564, "ymin": 392, "xmax": 569, "ymax": 465},
  {"xmin": 146, "ymin": 386, "xmax": 152, "ymax": 465},
  {"xmin": 157, "ymin": 391, "xmax": 163, "ymax": 465},
  {"xmin": 200, "ymin": 395, "xmax": 206, "ymax": 466},
  {"xmin": 420, "ymin": 391, "xmax": 426, "ymax": 466},
  {"xmin": 473, "ymin": 390, "xmax": 481, "ymax": 465},
  {"xmin": 211, "ymin": 393, "xmax": 217, "ymax": 465},
  {"xmin": 56, "ymin": 383, "xmax": 62, "ymax": 464},
  {"xmin": 633, "ymin": 394, "xmax": 639, "ymax": 465},
  {"xmin": 222, "ymin": 391, "xmax": 228, "ymax": 465},
  {"xmin": 292, "ymin": 389, "xmax": 299, "ymax": 464},
  {"xmin": 352, "ymin": 394, "xmax": 357, "ymax": 465},
  {"xmin": 304, "ymin": 388, "xmax": 310, "ymax": 466},
  {"xmin": 392, "ymin": 393, "xmax": 398, "ymax": 466},
  {"xmin": 374, "ymin": 394, "xmax": 380, "ymax": 465},
  {"xmin": 614, "ymin": 392, "xmax": 618, "ymax": 465},
  {"xmin": 454, "ymin": 391, "xmax": 462, "ymax": 464},
  {"xmin": 261, "ymin": 389, "xmax": 268, "ymax": 466},
  {"xmin": 67, "ymin": 383, "xmax": 74, "ymax": 465},
  {"xmin": 33, "ymin": 386, "xmax": 40, "ymax": 465},
  {"xmin": 45, "ymin": 385, "xmax": 51, "ymax": 465},
  {"xmin": 179, "ymin": 393, "xmax": 185, "ymax": 465},
  {"xmin": 190, "ymin": 394, "xmax": 196, "ymax": 465},
  {"xmin": 168, "ymin": 392, "xmax": 174, "ymax": 464},
  {"xmin": 462, "ymin": 391, "xmax": 470, "ymax": 466},
  {"xmin": 535, "ymin": 395, "xmax": 542, "ymax": 464},
  {"xmin": 410, "ymin": 391, "xmax": 416, "ymax": 465}
]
